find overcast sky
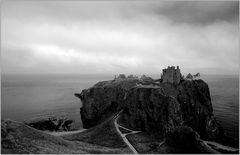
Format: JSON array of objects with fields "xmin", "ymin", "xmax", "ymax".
[{"xmin": 1, "ymin": 1, "xmax": 239, "ymax": 75}]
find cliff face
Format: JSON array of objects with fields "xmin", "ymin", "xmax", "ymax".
[
  {"xmin": 122, "ymin": 86, "xmax": 183, "ymax": 136},
  {"xmin": 77, "ymin": 79, "xmax": 139, "ymax": 128},
  {"xmin": 77, "ymin": 78, "xmax": 221, "ymax": 140},
  {"xmin": 176, "ymin": 80, "xmax": 221, "ymax": 139}
]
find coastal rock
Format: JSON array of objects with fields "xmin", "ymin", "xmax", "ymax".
[
  {"xmin": 164, "ymin": 126, "xmax": 218, "ymax": 153},
  {"xmin": 176, "ymin": 80, "xmax": 221, "ymax": 140},
  {"xmin": 122, "ymin": 86, "xmax": 183, "ymax": 136},
  {"xmin": 77, "ymin": 76, "xmax": 221, "ymax": 140},
  {"xmin": 78, "ymin": 79, "xmax": 140, "ymax": 128},
  {"xmin": 165, "ymin": 126, "xmax": 201, "ymax": 152},
  {"xmin": 155, "ymin": 79, "xmax": 221, "ymax": 140},
  {"xmin": 25, "ymin": 117, "xmax": 74, "ymax": 131}
]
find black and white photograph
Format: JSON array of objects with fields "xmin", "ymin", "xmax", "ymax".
[{"xmin": 1, "ymin": 0, "xmax": 239, "ymax": 154}]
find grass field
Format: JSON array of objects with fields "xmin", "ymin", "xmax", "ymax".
[{"xmin": 62, "ymin": 114, "xmax": 132, "ymax": 153}]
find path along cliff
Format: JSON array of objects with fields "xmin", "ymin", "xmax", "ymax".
[{"xmin": 114, "ymin": 110, "xmax": 141, "ymax": 154}]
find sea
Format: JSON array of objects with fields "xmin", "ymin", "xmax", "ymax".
[{"xmin": 1, "ymin": 74, "xmax": 239, "ymax": 142}]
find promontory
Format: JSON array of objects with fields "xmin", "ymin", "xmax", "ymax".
[{"xmin": 2, "ymin": 66, "xmax": 238, "ymax": 154}]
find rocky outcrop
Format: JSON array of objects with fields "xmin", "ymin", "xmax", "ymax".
[
  {"xmin": 78, "ymin": 79, "xmax": 140, "ymax": 128},
  {"xmin": 25, "ymin": 117, "xmax": 74, "ymax": 131},
  {"xmin": 77, "ymin": 77, "xmax": 221, "ymax": 140},
  {"xmin": 122, "ymin": 86, "xmax": 183, "ymax": 136},
  {"xmin": 121, "ymin": 79, "xmax": 221, "ymax": 140},
  {"xmin": 176, "ymin": 80, "xmax": 221, "ymax": 140},
  {"xmin": 164, "ymin": 126, "xmax": 218, "ymax": 153}
]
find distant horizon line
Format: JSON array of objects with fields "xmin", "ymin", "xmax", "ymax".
[{"xmin": 2, "ymin": 73, "xmax": 239, "ymax": 77}]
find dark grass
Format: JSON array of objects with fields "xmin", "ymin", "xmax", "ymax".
[
  {"xmin": 126, "ymin": 132, "xmax": 165, "ymax": 154},
  {"xmin": 126, "ymin": 131, "xmax": 225, "ymax": 154},
  {"xmin": 62, "ymin": 114, "xmax": 128, "ymax": 149},
  {"xmin": 1, "ymin": 120, "xmax": 87, "ymax": 154}
]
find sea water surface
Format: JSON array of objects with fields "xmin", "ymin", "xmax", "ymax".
[
  {"xmin": 201, "ymin": 74, "xmax": 239, "ymax": 142},
  {"xmin": 1, "ymin": 74, "xmax": 112, "ymax": 129},
  {"xmin": 1, "ymin": 74, "xmax": 239, "ymax": 141}
]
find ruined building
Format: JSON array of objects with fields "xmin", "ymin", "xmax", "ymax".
[{"xmin": 161, "ymin": 66, "xmax": 182, "ymax": 84}]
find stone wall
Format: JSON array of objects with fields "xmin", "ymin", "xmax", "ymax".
[{"xmin": 161, "ymin": 66, "xmax": 181, "ymax": 84}]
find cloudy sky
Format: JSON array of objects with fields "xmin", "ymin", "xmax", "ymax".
[{"xmin": 1, "ymin": 1, "xmax": 239, "ymax": 75}]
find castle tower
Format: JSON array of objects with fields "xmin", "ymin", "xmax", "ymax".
[{"xmin": 161, "ymin": 66, "xmax": 182, "ymax": 84}]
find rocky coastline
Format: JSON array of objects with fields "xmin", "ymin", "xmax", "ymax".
[
  {"xmin": 1, "ymin": 66, "xmax": 239, "ymax": 154},
  {"xmin": 75, "ymin": 67, "xmax": 238, "ymax": 153},
  {"xmin": 78, "ymin": 74, "xmax": 222, "ymax": 141}
]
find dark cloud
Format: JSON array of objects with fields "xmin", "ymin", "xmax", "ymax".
[
  {"xmin": 148, "ymin": 1, "xmax": 239, "ymax": 25},
  {"xmin": 1, "ymin": 1, "xmax": 239, "ymax": 75},
  {"xmin": 3, "ymin": 1, "xmax": 238, "ymax": 25}
]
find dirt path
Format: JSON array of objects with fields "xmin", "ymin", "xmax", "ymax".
[
  {"xmin": 46, "ymin": 129, "xmax": 87, "ymax": 136},
  {"xmin": 203, "ymin": 140, "xmax": 239, "ymax": 153},
  {"xmin": 114, "ymin": 112, "xmax": 141, "ymax": 154}
]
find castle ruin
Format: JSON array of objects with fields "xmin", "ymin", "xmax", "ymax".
[{"xmin": 161, "ymin": 66, "xmax": 182, "ymax": 84}]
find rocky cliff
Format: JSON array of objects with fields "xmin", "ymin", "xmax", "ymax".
[
  {"xmin": 77, "ymin": 77, "xmax": 221, "ymax": 140},
  {"xmin": 76, "ymin": 78, "xmax": 140, "ymax": 128},
  {"xmin": 176, "ymin": 80, "xmax": 222, "ymax": 139},
  {"xmin": 122, "ymin": 86, "xmax": 183, "ymax": 136}
]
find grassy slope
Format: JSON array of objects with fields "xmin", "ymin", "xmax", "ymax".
[
  {"xmin": 62, "ymin": 114, "xmax": 132, "ymax": 153},
  {"xmin": 1, "ymin": 116, "xmax": 132, "ymax": 154},
  {"xmin": 1, "ymin": 120, "xmax": 86, "ymax": 154},
  {"xmin": 126, "ymin": 132, "xmax": 165, "ymax": 154}
]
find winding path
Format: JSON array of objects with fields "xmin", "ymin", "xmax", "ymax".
[
  {"xmin": 203, "ymin": 140, "xmax": 239, "ymax": 153},
  {"xmin": 114, "ymin": 112, "xmax": 141, "ymax": 154},
  {"xmin": 46, "ymin": 129, "xmax": 87, "ymax": 136}
]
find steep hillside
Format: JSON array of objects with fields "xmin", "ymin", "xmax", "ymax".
[{"xmin": 1, "ymin": 118, "xmax": 132, "ymax": 154}]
